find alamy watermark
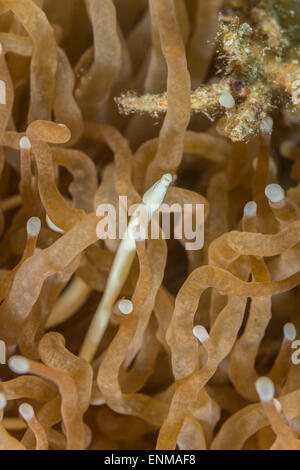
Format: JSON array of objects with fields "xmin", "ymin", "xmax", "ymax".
[
  {"xmin": 96, "ymin": 197, "xmax": 205, "ymax": 250},
  {"xmin": 0, "ymin": 339, "xmax": 5, "ymax": 364},
  {"xmin": 292, "ymin": 78, "xmax": 300, "ymax": 105},
  {"xmin": 0, "ymin": 80, "xmax": 5, "ymax": 105},
  {"xmin": 291, "ymin": 339, "xmax": 300, "ymax": 365}
]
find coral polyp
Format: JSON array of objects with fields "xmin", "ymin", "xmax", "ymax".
[{"xmin": 117, "ymin": 1, "xmax": 300, "ymax": 141}]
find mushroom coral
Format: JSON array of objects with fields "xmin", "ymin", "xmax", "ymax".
[{"xmin": 0, "ymin": 0, "xmax": 300, "ymax": 450}]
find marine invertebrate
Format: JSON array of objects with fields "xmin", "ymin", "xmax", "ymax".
[
  {"xmin": 80, "ymin": 173, "xmax": 172, "ymax": 362},
  {"xmin": 117, "ymin": 0, "xmax": 300, "ymax": 141}
]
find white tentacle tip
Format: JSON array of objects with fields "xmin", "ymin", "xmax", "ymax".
[
  {"xmin": 0, "ymin": 392, "xmax": 6, "ymax": 410},
  {"xmin": 283, "ymin": 322, "xmax": 296, "ymax": 341},
  {"xmin": 260, "ymin": 117, "xmax": 273, "ymax": 134},
  {"xmin": 219, "ymin": 92, "xmax": 235, "ymax": 109},
  {"xmin": 20, "ymin": 136, "xmax": 31, "ymax": 150},
  {"xmin": 27, "ymin": 217, "xmax": 41, "ymax": 237},
  {"xmin": 118, "ymin": 299, "xmax": 133, "ymax": 315},
  {"xmin": 255, "ymin": 376, "xmax": 275, "ymax": 402},
  {"xmin": 8, "ymin": 355, "xmax": 30, "ymax": 374},
  {"xmin": 142, "ymin": 174, "xmax": 172, "ymax": 208},
  {"xmin": 193, "ymin": 325, "xmax": 209, "ymax": 343},
  {"xmin": 19, "ymin": 403, "xmax": 34, "ymax": 421},
  {"xmin": 265, "ymin": 184, "xmax": 285, "ymax": 203},
  {"xmin": 161, "ymin": 173, "xmax": 173, "ymax": 187},
  {"xmin": 243, "ymin": 201, "xmax": 257, "ymax": 218}
]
